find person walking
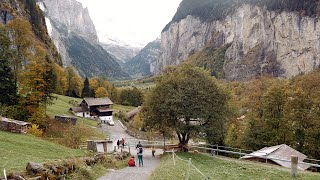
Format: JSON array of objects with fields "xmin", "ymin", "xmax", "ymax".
[
  {"xmin": 151, "ymin": 146, "xmax": 156, "ymax": 157},
  {"xmin": 136, "ymin": 141, "xmax": 142, "ymax": 149},
  {"xmin": 117, "ymin": 139, "xmax": 120, "ymax": 149},
  {"xmin": 137, "ymin": 146, "xmax": 143, "ymax": 167},
  {"xmin": 122, "ymin": 137, "xmax": 125, "ymax": 149}
]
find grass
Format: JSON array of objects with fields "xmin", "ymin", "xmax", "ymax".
[
  {"xmin": 151, "ymin": 152, "xmax": 320, "ymax": 180},
  {"xmin": 0, "ymin": 131, "xmax": 85, "ymax": 172},
  {"xmin": 47, "ymin": 94, "xmax": 97, "ymax": 127},
  {"xmin": 113, "ymin": 104, "xmax": 136, "ymax": 113}
]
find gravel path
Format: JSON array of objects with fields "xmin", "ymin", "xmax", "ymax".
[{"xmin": 99, "ymin": 119, "xmax": 162, "ymax": 180}]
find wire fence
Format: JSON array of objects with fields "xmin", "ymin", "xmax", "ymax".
[
  {"xmin": 189, "ymin": 145, "xmax": 320, "ymax": 169},
  {"xmin": 172, "ymin": 150, "xmax": 210, "ymax": 180}
]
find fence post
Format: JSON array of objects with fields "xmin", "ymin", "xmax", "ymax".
[
  {"xmin": 186, "ymin": 158, "xmax": 191, "ymax": 180},
  {"xmin": 172, "ymin": 148, "xmax": 175, "ymax": 166},
  {"xmin": 4, "ymin": 169, "xmax": 7, "ymax": 180},
  {"xmin": 291, "ymin": 156, "xmax": 298, "ymax": 178},
  {"xmin": 128, "ymin": 142, "xmax": 131, "ymax": 153}
]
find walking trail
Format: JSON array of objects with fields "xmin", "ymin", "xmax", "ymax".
[{"xmin": 99, "ymin": 119, "xmax": 162, "ymax": 180}]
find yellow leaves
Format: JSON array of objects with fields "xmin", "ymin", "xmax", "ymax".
[
  {"xmin": 95, "ymin": 87, "xmax": 108, "ymax": 98},
  {"xmin": 27, "ymin": 124, "xmax": 44, "ymax": 137}
]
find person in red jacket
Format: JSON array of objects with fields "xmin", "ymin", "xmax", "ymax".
[{"xmin": 128, "ymin": 156, "xmax": 136, "ymax": 167}]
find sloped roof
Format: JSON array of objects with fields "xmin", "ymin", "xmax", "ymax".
[
  {"xmin": 70, "ymin": 106, "xmax": 88, "ymax": 113},
  {"xmin": 241, "ymin": 144, "xmax": 310, "ymax": 170},
  {"xmin": 126, "ymin": 107, "xmax": 141, "ymax": 119},
  {"xmin": 83, "ymin": 97, "xmax": 113, "ymax": 106}
]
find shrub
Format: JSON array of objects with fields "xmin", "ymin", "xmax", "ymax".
[{"xmin": 27, "ymin": 124, "xmax": 43, "ymax": 137}]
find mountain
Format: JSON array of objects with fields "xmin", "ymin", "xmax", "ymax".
[
  {"xmin": 154, "ymin": 0, "xmax": 320, "ymax": 80},
  {"xmin": 0, "ymin": 0, "xmax": 62, "ymax": 65},
  {"xmin": 100, "ymin": 38, "xmax": 141, "ymax": 64},
  {"xmin": 123, "ymin": 39, "xmax": 161, "ymax": 77},
  {"xmin": 38, "ymin": 0, "xmax": 130, "ymax": 79}
]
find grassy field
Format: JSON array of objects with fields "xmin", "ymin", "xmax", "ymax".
[
  {"xmin": 46, "ymin": 94, "xmax": 98, "ymax": 127},
  {"xmin": 151, "ymin": 152, "xmax": 320, "ymax": 180},
  {"xmin": 47, "ymin": 94, "xmax": 136, "ymax": 125},
  {"xmin": 0, "ymin": 131, "xmax": 85, "ymax": 172}
]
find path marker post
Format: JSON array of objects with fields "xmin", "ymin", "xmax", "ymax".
[
  {"xmin": 172, "ymin": 149, "xmax": 175, "ymax": 166},
  {"xmin": 291, "ymin": 156, "xmax": 298, "ymax": 178},
  {"xmin": 186, "ymin": 158, "xmax": 191, "ymax": 180},
  {"xmin": 4, "ymin": 169, "xmax": 7, "ymax": 180}
]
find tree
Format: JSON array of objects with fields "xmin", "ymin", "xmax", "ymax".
[
  {"xmin": 82, "ymin": 77, "xmax": 91, "ymax": 97},
  {"xmin": 7, "ymin": 18, "xmax": 34, "ymax": 85},
  {"xmin": 95, "ymin": 87, "xmax": 108, "ymax": 98},
  {"xmin": 142, "ymin": 64, "xmax": 228, "ymax": 149},
  {"xmin": 65, "ymin": 66, "xmax": 83, "ymax": 97},
  {"xmin": 0, "ymin": 26, "xmax": 17, "ymax": 105},
  {"xmin": 0, "ymin": 59, "xmax": 18, "ymax": 105}
]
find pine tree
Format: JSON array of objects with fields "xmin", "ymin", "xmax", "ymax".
[
  {"xmin": 0, "ymin": 26, "xmax": 17, "ymax": 105},
  {"xmin": 82, "ymin": 77, "xmax": 90, "ymax": 97},
  {"xmin": 0, "ymin": 59, "xmax": 18, "ymax": 105}
]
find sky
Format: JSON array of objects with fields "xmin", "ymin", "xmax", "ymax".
[{"xmin": 77, "ymin": 0, "xmax": 182, "ymax": 47}]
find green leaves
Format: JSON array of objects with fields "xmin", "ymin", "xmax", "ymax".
[{"xmin": 142, "ymin": 64, "xmax": 228, "ymax": 146}]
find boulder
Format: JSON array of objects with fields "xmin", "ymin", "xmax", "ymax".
[{"xmin": 26, "ymin": 162, "xmax": 45, "ymax": 175}]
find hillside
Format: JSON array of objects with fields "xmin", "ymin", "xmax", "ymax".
[
  {"xmin": 152, "ymin": 152, "xmax": 320, "ymax": 179},
  {"xmin": 0, "ymin": 131, "xmax": 85, "ymax": 172},
  {"xmin": 0, "ymin": 0, "xmax": 62, "ymax": 65},
  {"xmin": 154, "ymin": 0, "xmax": 320, "ymax": 80},
  {"xmin": 39, "ymin": 0, "xmax": 130, "ymax": 79},
  {"xmin": 124, "ymin": 39, "xmax": 161, "ymax": 77}
]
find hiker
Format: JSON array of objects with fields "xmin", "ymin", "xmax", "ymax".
[
  {"xmin": 151, "ymin": 146, "xmax": 156, "ymax": 157},
  {"xmin": 137, "ymin": 146, "xmax": 143, "ymax": 167},
  {"xmin": 117, "ymin": 139, "xmax": 120, "ymax": 149},
  {"xmin": 128, "ymin": 156, "xmax": 136, "ymax": 167},
  {"xmin": 122, "ymin": 137, "xmax": 125, "ymax": 148},
  {"xmin": 136, "ymin": 141, "xmax": 142, "ymax": 149}
]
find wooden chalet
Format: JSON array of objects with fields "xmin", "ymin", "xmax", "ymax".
[{"xmin": 70, "ymin": 97, "xmax": 113, "ymax": 122}]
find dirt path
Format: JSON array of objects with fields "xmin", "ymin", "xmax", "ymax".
[
  {"xmin": 99, "ymin": 148, "xmax": 161, "ymax": 180},
  {"xmin": 99, "ymin": 119, "xmax": 162, "ymax": 180}
]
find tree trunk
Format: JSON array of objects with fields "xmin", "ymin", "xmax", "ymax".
[{"xmin": 177, "ymin": 132, "xmax": 190, "ymax": 152}]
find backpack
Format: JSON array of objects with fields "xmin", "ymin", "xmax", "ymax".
[{"xmin": 139, "ymin": 147, "xmax": 143, "ymax": 154}]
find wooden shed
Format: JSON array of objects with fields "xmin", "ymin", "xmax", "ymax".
[{"xmin": 87, "ymin": 140, "xmax": 114, "ymax": 153}]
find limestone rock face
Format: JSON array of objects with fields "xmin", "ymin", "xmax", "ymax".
[
  {"xmin": 41, "ymin": 0, "xmax": 97, "ymax": 43},
  {"xmin": 155, "ymin": 5, "xmax": 320, "ymax": 80}
]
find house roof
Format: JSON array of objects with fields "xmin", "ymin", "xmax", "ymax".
[
  {"xmin": 126, "ymin": 107, "xmax": 141, "ymax": 119},
  {"xmin": 97, "ymin": 107, "xmax": 113, "ymax": 113},
  {"xmin": 241, "ymin": 144, "xmax": 310, "ymax": 170},
  {"xmin": 70, "ymin": 106, "xmax": 88, "ymax": 113},
  {"xmin": 83, "ymin": 97, "xmax": 113, "ymax": 106}
]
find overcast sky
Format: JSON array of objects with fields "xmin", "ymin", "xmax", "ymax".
[{"xmin": 77, "ymin": 0, "xmax": 182, "ymax": 47}]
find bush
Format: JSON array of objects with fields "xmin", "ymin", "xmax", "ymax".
[{"xmin": 27, "ymin": 124, "xmax": 43, "ymax": 137}]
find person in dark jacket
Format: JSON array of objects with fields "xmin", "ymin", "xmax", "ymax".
[{"xmin": 117, "ymin": 139, "xmax": 120, "ymax": 149}]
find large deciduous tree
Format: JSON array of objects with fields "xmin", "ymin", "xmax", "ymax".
[{"xmin": 142, "ymin": 64, "xmax": 228, "ymax": 149}]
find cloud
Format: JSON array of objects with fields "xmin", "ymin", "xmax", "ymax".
[{"xmin": 77, "ymin": 0, "xmax": 182, "ymax": 47}]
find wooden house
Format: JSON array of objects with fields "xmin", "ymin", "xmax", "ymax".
[{"xmin": 70, "ymin": 97, "xmax": 113, "ymax": 122}]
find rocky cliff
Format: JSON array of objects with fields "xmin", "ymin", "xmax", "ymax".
[
  {"xmin": 39, "ymin": 0, "xmax": 130, "ymax": 79},
  {"xmin": 155, "ymin": 0, "xmax": 320, "ymax": 80},
  {"xmin": 124, "ymin": 39, "xmax": 161, "ymax": 77}
]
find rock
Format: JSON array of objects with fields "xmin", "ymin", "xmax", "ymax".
[
  {"xmin": 26, "ymin": 162, "xmax": 45, "ymax": 175},
  {"xmin": 155, "ymin": 4, "xmax": 320, "ymax": 80}
]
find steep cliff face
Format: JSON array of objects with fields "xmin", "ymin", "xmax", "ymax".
[
  {"xmin": 124, "ymin": 39, "xmax": 161, "ymax": 77},
  {"xmin": 155, "ymin": 0, "xmax": 320, "ymax": 80},
  {"xmin": 39, "ymin": 0, "xmax": 130, "ymax": 79},
  {"xmin": 40, "ymin": 0, "xmax": 97, "ymax": 42}
]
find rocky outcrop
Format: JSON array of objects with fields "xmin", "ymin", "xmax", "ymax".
[
  {"xmin": 40, "ymin": 0, "xmax": 97, "ymax": 43},
  {"xmin": 39, "ymin": 0, "xmax": 130, "ymax": 79},
  {"xmin": 124, "ymin": 39, "xmax": 161, "ymax": 77},
  {"xmin": 155, "ymin": 3, "xmax": 320, "ymax": 80}
]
